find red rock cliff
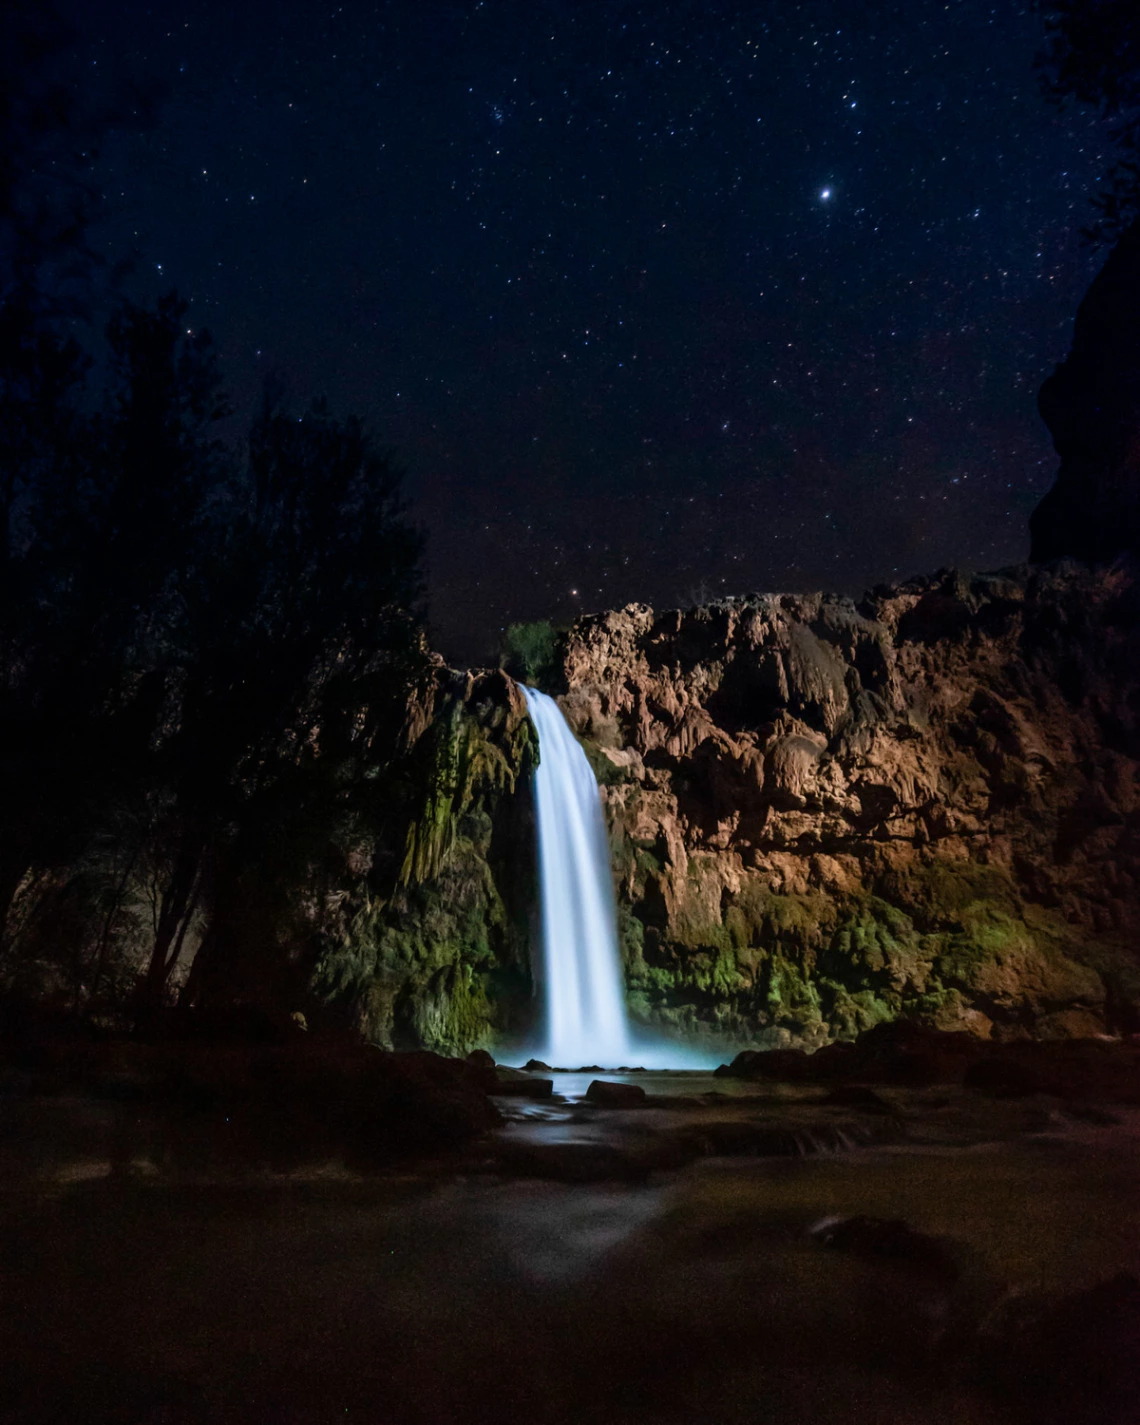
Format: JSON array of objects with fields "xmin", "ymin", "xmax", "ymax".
[{"xmin": 549, "ymin": 562, "xmax": 1140, "ymax": 1049}]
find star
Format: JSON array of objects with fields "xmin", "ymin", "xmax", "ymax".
[{"xmin": 68, "ymin": 0, "xmax": 1114, "ymax": 661}]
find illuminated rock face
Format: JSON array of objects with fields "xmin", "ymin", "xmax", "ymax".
[
  {"xmin": 318, "ymin": 563, "xmax": 1140, "ymax": 1055},
  {"xmin": 551, "ymin": 562, "xmax": 1140, "ymax": 1049}
]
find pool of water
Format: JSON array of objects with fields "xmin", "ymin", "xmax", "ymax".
[
  {"xmin": 506, "ymin": 1068, "xmax": 778, "ymax": 1100},
  {"xmin": 3, "ymin": 1092, "xmax": 1138, "ymax": 1424}
]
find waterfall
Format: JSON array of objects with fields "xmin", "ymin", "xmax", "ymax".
[{"xmin": 522, "ymin": 686, "xmax": 634, "ymax": 1067}]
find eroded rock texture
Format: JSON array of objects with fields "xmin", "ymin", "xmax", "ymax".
[
  {"xmin": 309, "ymin": 667, "xmax": 538, "ymax": 1053},
  {"xmin": 552, "ymin": 561, "xmax": 1140, "ymax": 1049}
]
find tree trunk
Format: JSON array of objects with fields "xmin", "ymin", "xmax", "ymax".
[
  {"xmin": 86, "ymin": 848, "xmax": 140, "ymax": 1012},
  {"xmin": 138, "ymin": 833, "xmax": 205, "ymax": 1014},
  {"xmin": 177, "ymin": 919, "xmax": 217, "ymax": 1010},
  {"xmin": 0, "ymin": 845, "xmax": 31, "ymax": 951}
]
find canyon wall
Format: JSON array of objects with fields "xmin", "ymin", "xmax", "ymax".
[
  {"xmin": 306, "ymin": 668, "xmax": 538, "ymax": 1053},
  {"xmin": 551, "ymin": 561, "xmax": 1140, "ymax": 1050},
  {"xmin": 319, "ymin": 559, "xmax": 1140, "ymax": 1055}
]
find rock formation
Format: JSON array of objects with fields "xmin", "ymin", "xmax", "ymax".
[
  {"xmin": 308, "ymin": 667, "xmax": 538, "ymax": 1053},
  {"xmin": 550, "ymin": 561, "xmax": 1140, "ymax": 1048},
  {"xmin": 1031, "ymin": 214, "xmax": 1140, "ymax": 563},
  {"xmin": 316, "ymin": 560, "xmax": 1140, "ymax": 1054}
]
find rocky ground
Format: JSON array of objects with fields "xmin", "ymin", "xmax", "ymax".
[{"xmin": 2, "ymin": 1026, "xmax": 1139, "ymax": 1424}]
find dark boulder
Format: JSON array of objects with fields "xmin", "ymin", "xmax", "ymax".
[
  {"xmin": 585, "ymin": 1079, "xmax": 647, "ymax": 1107},
  {"xmin": 982, "ymin": 1272, "xmax": 1140, "ymax": 1424},
  {"xmin": 490, "ymin": 1076, "xmax": 554, "ymax": 1099},
  {"xmin": 823, "ymin": 1084, "xmax": 895, "ymax": 1113},
  {"xmin": 715, "ymin": 1048, "xmax": 820, "ymax": 1081},
  {"xmin": 811, "ymin": 1215, "xmax": 961, "ymax": 1282},
  {"xmin": 161, "ymin": 1038, "xmax": 502, "ymax": 1167},
  {"xmin": 494, "ymin": 1139, "xmax": 652, "ymax": 1183},
  {"xmin": 965, "ymin": 1039, "xmax": 1140, "ymax": 1104},
  {"xmin": 852, "ymin": 1020, "xmax": 983, "ymax": 1085}
]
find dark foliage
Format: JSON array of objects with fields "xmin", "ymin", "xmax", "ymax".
[
  {"xmin": 499, "ymin": 620, "xmax": 563, "ymax": 692},
  {"xmin": 1036, "ymin": 0, "xmax": 1140, "ymax": 239},
  {"xmin": 0, "ymin": 13, "xmax": 427, "ymax": 1019}
]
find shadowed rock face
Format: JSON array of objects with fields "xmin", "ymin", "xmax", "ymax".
[
  {"xmin": 551, "ymin": 562, "xmax": 1140, "ymax": 1049},
  {"xmin": 1031, "ymin": 215, "xmax": 1140, "ymax": 564},
  {"xmin": 308, "ymin": 667, "xmax": 541, "ymax": 1054}
]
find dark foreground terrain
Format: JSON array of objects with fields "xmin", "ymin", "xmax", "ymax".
[{"xmin": 2, "ymin": 1026, "xmax": 1139, "ymax": 1425}]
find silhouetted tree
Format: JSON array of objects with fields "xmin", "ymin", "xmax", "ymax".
[
  {"xmin": 136, "ymin": 394, "xmax": 426, "ymax": 1012},
  {"xmin": 1036, "ymin": 0, "xmax": 1140, "ymax": 240},
  {"xmin": 0, "ymin": 0, "xmax": 159, "ymax": 956},
  {"xmin": 1029, "ymin": 2, "xmax": 1140, "ymax": 564},
  {"xmin": 0, "ymin": 10, "xmax": 427, "ymax": 1016}
]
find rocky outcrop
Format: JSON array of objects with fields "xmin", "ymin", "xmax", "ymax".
[
  {"xmin": 551, "ymin": 561, "xmax": 1140, "ymax": 1049},
  {"xmin": 302, "ymin": 561, "xmax": 1140, "ymax": 1056},
  {"xmin": 308, "ymin": 667, "xmax": 539, "ymax": 1053},
  {"xmin": 1031, "ymin": 215, "xmax": 1140, "ymax": 563}
]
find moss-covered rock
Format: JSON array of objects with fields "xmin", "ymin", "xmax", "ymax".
[
  {"xmin": 313, "ymin": 564, "xmax": 1140, "ymax": 1058},
  {"xmin": 310, "ymin": 669, "xmax": 540, "ymax": 1054}
]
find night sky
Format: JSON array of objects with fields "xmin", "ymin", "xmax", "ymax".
[{"xmin": 67, "ymin": 0, "xmax": 1112, "ymax": 662}]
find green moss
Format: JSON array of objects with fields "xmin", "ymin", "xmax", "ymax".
[
  {"xmin": 406, "ymin": 962, "xmax": 495, "ymax": 1054},
  {"xmin": 689, "ymin": 944, "xmax": 746, "ymax": 997},
  {"xmin": 617, "ymin": 902, "xmax": 645, "ymax": 972},
  {"xmin": 310, "ymin": 680, "xmax": 539, "ymax": 1052},
  {"xmin": 617, "ymin": 849, "xmax": 1121, "ymax": 1046},
  {"xmin": 935, "ymin": 910, "xmax": 1031, "ymax": 985},
  {"xmin": 399, "ymin": 695, "xmax": 534, "ymax": 886},
  {"xmin": 887, "ymin": 860, "xmax": 1021, "ymax": 931},
  {"xmin": 818, "ymin": 980, "xmax": 896, "ymax": 1039}
]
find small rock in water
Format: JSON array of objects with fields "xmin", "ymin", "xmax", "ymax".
[
  {"xmin": 491, "ymin": 1077, "xmax": 554, "ymax": 1099},
  {"xmin": 523, "ymin": 1059, "xmax": 552, "ymax": 1072},
  {"xmin": 811, "ymin": 1215, "xmax": 959, "ymax": 1279},
  {"xmin": 586, "ymin": 1080, "xmax": 647, "ymax": 1107}
]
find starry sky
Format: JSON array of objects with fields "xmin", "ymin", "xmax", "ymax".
[{"xmin": 66, "ymin": 0, "xmax": 1112, "ymax": 662}]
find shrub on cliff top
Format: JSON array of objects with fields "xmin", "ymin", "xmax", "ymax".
[{"xmin": 499, "ymin": 620, "xmax": 563, "ymax": 690}]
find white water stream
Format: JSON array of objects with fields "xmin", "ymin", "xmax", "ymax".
[{"xmin": 521, "ymin": 686, "xmax": 635, "ymax": 1067}]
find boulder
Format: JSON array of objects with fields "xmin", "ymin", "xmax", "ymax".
[
  {"xmin": 585, "ymin": 1079, "xmax": 647, "ymax": 1107},
  {"xmin": 490, "ymin": 1076, "xmax": 554, "ymax": 1099},
  {"xmin": 716, "ymin": 1048, "xmax": 820, "ymax": 1081},
  {"xmin": 161, "ymin": 1038, "xmax": 502, "ymax": 1167},
  {"xmin": 982, "ymin": 1272, "xmax": 1140, "ymax": 1424},
  {"xmin": 811, "ymin": 1215, "xmax": 961, "ymax": 1281},
  {"xmin": 852, "ymin": 1020, "xmax": 983, "ymax": 1085},
  {"xmin": 964, "ymin": 1039, "xmax": 1140, "ymax": 1104}
]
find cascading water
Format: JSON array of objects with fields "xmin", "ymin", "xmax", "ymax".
[{"xmin": 522, "ymin": 686, "xmax": 634, "ymax": 1067}]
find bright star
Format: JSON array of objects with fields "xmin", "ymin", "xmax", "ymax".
[{"xmin": 820, "ymin": 188, "xmax": 832, "ymax": 200}]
